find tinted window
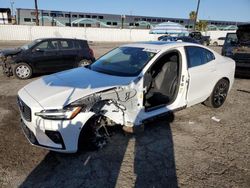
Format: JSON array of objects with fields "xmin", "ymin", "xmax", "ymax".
[
  {"xmin": 186, "ymin": 46, "xmax": 215, "ymax": 68},
  {"xmin": 225, "ymin": 33, "xmax": 238, "ymax": 45},
  {"xmin": 74, "ymin": 40, "xmax": 87, "ymax": 49},
  {"xmin": 90, "ymin": 47, "xmax": 156, "ymax": 76},
  {"xmin": 35, "ymin": 40, "xmax": 59, "ymax": 50},
  {"xmin": 60, "ymin": 40, "xmax": 74, "ymax": 49}
]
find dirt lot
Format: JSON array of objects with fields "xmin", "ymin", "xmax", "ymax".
[{"xmin": 0, "ymin": 41, "xmax": 249, "ymax": 188}]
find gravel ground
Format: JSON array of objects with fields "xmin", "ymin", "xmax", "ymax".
[{"xmin": 0, "ymin": 41, "xmax": 249, "ymax": 188}]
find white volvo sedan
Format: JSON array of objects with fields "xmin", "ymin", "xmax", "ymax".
[{"xmin": 17, "ymin": 42, "xmax": 235, "ymax": 153}]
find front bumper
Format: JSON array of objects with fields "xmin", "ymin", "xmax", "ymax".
[{"xmin": 18, "ymin": 88, "xmax": 95, "ymax": 153}]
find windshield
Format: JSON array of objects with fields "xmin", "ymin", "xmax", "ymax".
[
  {"xmin": 225, "ymin": 33, "xmax": 238, "ymax": 46},
  {"xmin": 90, "ymin": 47, "xmax": 156, "ymax": 76},
  {"xmin": 20, "ymin": 39, "xmax": 42, "ymax": 50}
]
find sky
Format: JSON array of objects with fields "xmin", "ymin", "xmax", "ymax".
[{"xmin": 1, "ymin": 0, "xmax": 250, "ymax": 22}]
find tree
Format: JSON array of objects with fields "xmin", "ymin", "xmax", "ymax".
[
  {"xmin": 189, "ymin": 11, "xmax": 197, "ymax": 20},
  {"xmin": 196, "ymin": 20, "xmax": 208, "ymax": 31}
]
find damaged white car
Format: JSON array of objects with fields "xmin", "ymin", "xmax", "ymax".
[{"xmin": 17, "ymin": 41, "xmax": 235, "ymax": 153}]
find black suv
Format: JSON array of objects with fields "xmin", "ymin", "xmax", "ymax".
[
  {"xmin": 0, "ymin": 38, "xmax": 95, "ymax": 79},
  {"xmin": 222, "ymin": 24, "xmax": 250, "ymax": 76}
]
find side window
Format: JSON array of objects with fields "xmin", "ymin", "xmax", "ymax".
[
  {"xmin": 186, "ymin": 46, "xmax": 215, "ymax": 68},
  {"xmin": 35, "ymin": 41, "xmax": 49, "ymax": 50},
  {"xmin": 35, "ymin": 40, "xmax": 59, "ymax": 51},
  {"xmin": 60, "ymin": 40, "xmax": 73, "ymax": 49},
  {"xmin": 74, "ymin": 40, "xmax": 87, "ymax": 49}
]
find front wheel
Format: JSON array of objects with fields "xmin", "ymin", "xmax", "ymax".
[
  {"xmin": 14, "ymin": 63, "xmax": 33, "ymax": 79},
  {"xmin": 204, "ymin": 79, "xmax": 229, "ymax": 108}
]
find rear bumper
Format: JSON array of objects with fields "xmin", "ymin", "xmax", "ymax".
[{"xmin": 235, "ymin": 62, "xmax": 250, "ymax": 76}]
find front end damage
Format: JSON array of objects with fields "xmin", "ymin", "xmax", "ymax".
[{"xmin": 0, "ymin": 55, "xmax": 14, "ymax": 77}]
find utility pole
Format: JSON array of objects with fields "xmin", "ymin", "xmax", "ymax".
[
  {"xmin": 34, "ymin": 0, "xmax": 39, "ymax": 26},
  {"xmin": 10, "ymin": 1, "xmax": 14, "ymax": 17},
  {"xmin": 194, "ymin": 0, "xmax": 200, "ymax": 31}
]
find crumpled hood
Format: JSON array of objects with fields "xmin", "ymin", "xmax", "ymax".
[
  {"xmin": 23, "ymin": 67, "xmax": 135, "ymax": 109},
  {"xmin": 237, "ymin": 24, "xmax": 250, "ymax": 45},
  {"xmin": 0, "ymin": 48, "xmax": 22, "ymax": 56}
]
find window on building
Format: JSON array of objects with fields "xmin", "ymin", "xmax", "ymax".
[
  {"xmin": 135, "ymin": 23, "xmax": 139, "ymax": 26},
  {"xmin": 50, "ymin": 13, "xmax": 56, "ymax": 17},
  {"xmin": 157, "ymin": 19, "xmax": 161, "ymax": 22},
  {"xmin": 72, "ymin": 14, "xmax": 78, "ymax": 18},
  {"xmin": 162, "ymin": 19, "xmax": 166, "ymax": 22},
  {"xmin": 79, "ymin": 23, "xmax": 85, "ymax": 27},
  {"xmin": 79, "ymin": 15, "xmax": 84, "ymax": 18},
  {"xmin": 72, "ymin": 23, "xmax": 78, "ymax": 27},
  {"xmin": 57, "ymin": 14, "xmax": 64, "ymax": 17},
  {"xmin": 107, "ymin": 22, "xmax": 111, "ymax": 25},
  {"xmin": 180, "ymin": 20, "xmax": 184, "ymax": 24},
  {"xmin": 86, "ymin": 15, "xmax": 91, "ymax": 18},
  {"xmin": 65, "ymin": 14, "xmax": 70, "ymax": 18},
  {"xmin": 142, "ymin": 18, "xmax": 146, "ymax": 21},
  {"xmin": 98, "ymin": 16, "xmax": 104, "ymax": 19},
  {"xmin": 112, "ymin": 22, "xmax": 117, "ymax": 26},
  {"xmin": 86, "ymin": 24, "xmax": 91, "ymax": 27},
  {"xmin": 129, "ymin": 23, "xmax": 134, "ymax": 26},
  {"xmin": 65, "ymin": 23, "xmax": 71, "ymax": 26},
  {"xmin": 152, "ymin": 19, "xmax": 156, "ymax": 22},
  {"xmin": 92, "ymin": 15, "xmax": 97, "ymax": 18},
  {"xmin": 24, "ymin": 18, "xmax": 31, "ymax": 22},
  {"xmin": 42, "ymin": 13, "xmax": 49, "ymax": 16},
  {"xmin": 147, "ymin": 18, "xmax": 151, "ymax": 22},
  {"xmin": 32, "ymin": 18, "xmax": 36, "ymax": 22}
]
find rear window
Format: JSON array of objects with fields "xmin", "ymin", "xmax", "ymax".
[
  {"xmin": 225, "ymin": 33, "xmax": 238, "ymax": 45},
  {"xmin": 74, "ymin": 40, "xmax": 88, "ymax": 49}
]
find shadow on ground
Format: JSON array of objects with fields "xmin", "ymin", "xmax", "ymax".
[{"xmin": 20, "ymin": 114, "xmax": 177, "ymax": 188}]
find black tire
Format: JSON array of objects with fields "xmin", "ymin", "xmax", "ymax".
[
  {"xmin": 14, "ymin": 63, "xmax": 32, "ymax": 79},
  {"xmin": 78, "ymin": 116, "xmax": 108, "ymax": 151},
  {"xmin": 204, "ymin": 79, "xmax": 229, "ymax": 108},
  {"xmin": 78, "ymin": 59, "xmax": 91, "ymax": 67}
]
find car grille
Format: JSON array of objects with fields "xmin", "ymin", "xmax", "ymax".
[{"xmin": 17, "ymin": 97, "xmax": 32, "ymax": 122}]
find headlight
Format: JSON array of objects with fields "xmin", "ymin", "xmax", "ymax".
[
  {"xmin": 35, "ymin": 94, "xmax": 101, "ymax": 120},
  {"xmin": 35, "ymin": 107, "xmax": 82, "ymax": 120}
]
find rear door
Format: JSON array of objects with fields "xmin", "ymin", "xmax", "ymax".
[
  {"xmin": 185, "ymin": 46, "xmax": 217, "ymax": 107},
  {"xmin": 58, "ymin": 39, "xmax": 78, "ymax": 70}
]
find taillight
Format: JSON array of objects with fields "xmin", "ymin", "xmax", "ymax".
[{"xmin": 89, "ymin": 48, "xmax": 94, "ymax": 58}]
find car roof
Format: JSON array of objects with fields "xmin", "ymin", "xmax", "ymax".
[
  {"xmin": 121, "ymin": 41, "xmax": 202, "ymax": 51},
  {"xmin": 36, "ymin": 38, "xmax": 87, "ymax": 41}
]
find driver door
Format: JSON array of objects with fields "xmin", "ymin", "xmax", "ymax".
[{"xmin": 31, "ymin": 39, "xmax": 62, "ymax": 73}]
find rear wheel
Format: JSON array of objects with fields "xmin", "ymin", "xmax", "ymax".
[
  {"xmin": 14, "ymin": 63, "xmax": 32, "ymax": 79},
  {"xmin": 213, "ymin": 41, "xmax": 218, "ymax": 46},
  {"xmin": 204, "ymin": 79, "xmax": 229, "ymax": 108},
  {"xmin": 78, "ymin": 59, "xmax": 91, "ymax": 67}
]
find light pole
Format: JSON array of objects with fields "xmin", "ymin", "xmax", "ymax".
[
  {"xmin": 34, "ymin": 0, "xmax": 39, "ymax": 26},
  {"xmin": 194, "ymin": 0, "xmax": 200, "ymax": 31}
]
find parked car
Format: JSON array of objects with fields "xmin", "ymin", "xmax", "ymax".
[
  {"xmin": 17, "ymin": 41, "xmax": 235, "ymax": 153},
  {"xmin": 189, "ymin": 31, "xmax": 210, "ymax": 46},
  {"xmin": 160, "ymin": 36, "xmax": 200, "ymax": 44},
  {"xmin": 211, "ymin": 37, "xmax": 226, "ymax": 46},
  {"xmin": 0, "ymin": 38, "xmax": 95, "ymax": 79},
  {"xmin": 222, "ymin": 24, "xmax": 250, "ymax": 76}
]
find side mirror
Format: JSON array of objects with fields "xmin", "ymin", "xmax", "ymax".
[{"xmin": 35, "ymin": 48, "xmax": 44, "ymax": 52}]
